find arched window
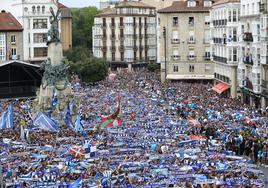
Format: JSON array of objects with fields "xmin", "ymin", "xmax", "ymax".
[
  {"xmin": 42, "ymin": 6, "xmax": 45, "ymax": 13},
  {"xmin": 37, "ymin": 6, "xmax": 40, "ymax": 13},
  {"xmin": 32, "ymin": 6, "xmax": 36, "ymax": 13}
]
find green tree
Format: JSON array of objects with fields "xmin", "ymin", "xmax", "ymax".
[{"xmin": 71, "ymin": 6, "xmax": 99, "ymax": 49}]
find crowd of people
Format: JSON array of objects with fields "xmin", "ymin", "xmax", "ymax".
[{"xmin": 1, "ymin": 70, "xmax": 268, "ymax": 187}]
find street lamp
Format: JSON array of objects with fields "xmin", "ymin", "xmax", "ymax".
[{"xmin": 163, "ymin": 27, "xmax": 167, "ymax": 81}]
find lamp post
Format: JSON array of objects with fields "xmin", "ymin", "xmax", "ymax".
[{"xmin": 163, "ymin": 27, "xmax": 167, "ymax": 81}]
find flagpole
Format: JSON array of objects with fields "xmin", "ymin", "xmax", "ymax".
[{"xmin": 0, "ymin": 164, "xmax": 3, "ymax": 188}]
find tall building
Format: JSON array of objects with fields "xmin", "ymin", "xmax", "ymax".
[
  {"xmin": 1, "ymin": 0, "xmax": 72, "ymax": 64},
  {"xmin": 58, "ymin": 2, "xmax": 72, "ymax": 51},
  {"xmin": 93, "ymin": 1, "xmax": 157, "ymax": 71},
  {"xmin": 260, "ymin": 0, "xmax": 268, "ymax": 108},
  {"xmin": 0, "ymin": 10, "xmax": 23, "ymax": 62},
  {"xmin": 210, "ymin": 0, "xmax": 240, "ymax": 98},
  {"xmin": 158, "ymin": 0, "xmax": 214, "ymax": 82},
  {"xmin": 237, "ymin": 0, "xmax": 263, "ymax": 108}
]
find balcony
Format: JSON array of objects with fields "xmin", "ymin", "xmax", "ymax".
[
  {"xmin": 118, "ymin": 23, "xmax": 124, "ymax": 29},
  {"xmin": 243, "ymin": 32, "xmax": 253, "ymax": 42},
  {"xmin": 110, "ymin": 35, "xmax": 116, "ymax": 40},
  {"xmin": 101, "ymin": 46, "xmax": 107, "ymax": 51},
  {"xmin": 171, "ymin": 39, "xmax": 180, "ymax": 44},
  {"xmin": 109, "ymin": 23, "xmax": 116, "ymax": 28},
  {"xmin": 118, "ymin": 35, "xmax": 124, "ymax": 40},
  {"xmin": 212, "ymin": 19, "xmax": 227, "ymax": 26},
  {"xmin": 110, "ymin": 46, "xmax": 116, "ymax": 51},
  {"xmin": 187, "ymin": 56, "xmax": 196, "ymax": 61},
  {"xmin": 187, "ymin": 39, "xmax": 196, "ymax": 44},
  {"xmin": 213, "ymin": 55, "xmax": 227, "ymax": 63},
  {"xmin": 171, "ymin": 55, "xmax": 181, "ymax": 60},
  {"xmin": 243, "ymin": 56, "xmax": 253, "ymax": 65},
  {"xmin": 213, "ymin": 37, "xmax": 226, "ymax": 44},
  {"xmin": 203, "ymin": 56, "xmax": 211, "ymax": 61},
  {"xmin": 118, "ymin": 46, "xmax": 124, "ymax": 51}
]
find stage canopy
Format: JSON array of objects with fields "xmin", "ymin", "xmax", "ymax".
[{"xmin": 0, "ymin": 61, "xmax": 42, "ymax": 99}]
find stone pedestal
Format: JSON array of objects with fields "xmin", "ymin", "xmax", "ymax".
[{"xmin": 47, "ymin": 43, "xmax": 63, "ymax": 65}]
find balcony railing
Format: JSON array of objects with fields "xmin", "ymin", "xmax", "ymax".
[
  {"xmin": 213, "ymin": 37, "xmax": 226, "ymax": 44},
  {"xmin": 203, "ymin": 56, "xmax": 211, "ymax": 61},
  {"xmin": 187, "ymin": 39, "xmax": 196, "ymax": 44},
  {"xmin": 171, "ymin": 39, "xmax": 180, "ymax": 44},
  {"xmin": 118, "ymin": 46, "xmax": 124, "ymax": 51},
  {"xmin": 110, "ymin": 35, "xmax": 116, "ymax": 40},
  {"xmin": 110, "ymin": 46, "xmax": 116, "ymax": 51},
  {"xmin": 212, "ymin": 19, "xmax": 227, "ymax": 26},
  {"xmin": 171, "ymin": 55, "xmax": 181, "ymax": 60},
  {"xmin": 187, "ymin": 56, "xmax": 196, "ymax": 61},
  {"xmin": 243, "ymin": 32, "xmax": 253, "ymax": 42},
  {"xmin": 213, "ymin": 55, "xmax": 227, "ymax": 63},
  {"xmin": 243, "ymin": 56, "xmax": 253, "ymax": 65}
]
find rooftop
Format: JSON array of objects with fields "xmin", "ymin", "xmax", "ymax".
[
  {"xmin": 158, "ymin": 1, "xmax": 210, "ymax": 13},
  {"xmin": 0, "ymin": 11, "xmax": 23, "ymax": 31},
  {"xmin": 212, "ymin": 0, "xmax": 240, "ymax": 6}
]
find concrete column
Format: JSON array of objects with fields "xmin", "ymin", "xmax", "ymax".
[
  {"xmin": 230, "ymin": 66, "xmax": 237, "ymax": 98},
  {"xmin": 128, "ymin": 63, "xmax": 132, "ymax": 72}
]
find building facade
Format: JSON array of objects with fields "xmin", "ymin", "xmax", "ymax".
[
  {"xmin": 260, "ymin": 0, "xmax": 268, "ymax": 108},
  {"xmin": 1, "ymin": 0, "xmax": 72, "ymax": 64},
  {"xmin": 237, "ymin": 0, "xmax": 264, "ymax": 108},
  {"xmin": 210, "ymin": 0, "xmax": 240, "ymax": 98},
  {"xmin": 93, "ymin": 1, "xmax": 157, "ymax": 71},
  {"xmin": 0, "ymin": 10, "xmax": 23, "ymax": 62},
  {"xmin": 158, "ymin": 0, "xmax": 214, "ymax": 82}
]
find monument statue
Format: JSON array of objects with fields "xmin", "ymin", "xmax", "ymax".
[
  {"xmin": 47, "ymin": 4, "xmax": 61, "ymax": 45},
  {"xmin": 34, "ymin": 2, "xmax": 78, "ymax": 124}
]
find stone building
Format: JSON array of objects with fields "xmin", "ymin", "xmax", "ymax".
[
  {"xmin": 92, "ymin": 1, "xmax": 157, "ymax": 71},
  {"xmin": 0, "ymin": 10, "xmax": 23, "ymax": 62},
  {"xmin": 237, "ymin": 0, "xmax": 263, "ymax": 108},
  {"xmin": 158, "ymin": 0, "xmax": 214, "ymax": 82},
  {"xmin": 210, "ymin": 0, "xmax": 240, "ymax": 98}
]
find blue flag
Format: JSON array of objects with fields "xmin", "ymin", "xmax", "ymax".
[
  {"xmin": 34, "ymin": 112, "xmax": 58, "ymax": 132},
  {"xmin": 0, "ymin": 105, "xmax": 13, "ymax": 129},
  {"xmin": 65, "ymin": 102, "xmax": 74, "ymax": 128},
  {"xmin": 74, "ymin": 114, "xmax": 84, "ymax": 134},
  {"xmin": 69, "ymin": 177, "xmax": 82, "ymax": 188},
  {"xmin": 52, "ymin": 89, "xmax": 58, "ymax": 107}
]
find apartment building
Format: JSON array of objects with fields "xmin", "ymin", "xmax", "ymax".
[
  {"xmin": 0, "ymin": 10, "xmax": 23, "ymax": 62},
  {"xmin": 1, "ymin": 0, "xmax": 72, "ymax": 64},
  {"xmin": 237, "ymin": 0, "xmax": 264, "ymax": 108},
  {"xmin": 158, "ymin": 0, "xmax": 214, "ymax": 82},
  {"xmin": 210, "ymin": 0, "xmax": 240, "ymax": 98},
  {"xmin": 260, "ymin": 0, "xmax": 268, "ymax": 108},
  {"xmin": 93, "ymin": 1, "xmax": 157, "ymax": 71}
]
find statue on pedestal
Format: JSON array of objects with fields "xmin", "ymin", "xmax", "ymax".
[{"xmin": 47, "ymin": 2, "xmax": 61, "ymax": 45}]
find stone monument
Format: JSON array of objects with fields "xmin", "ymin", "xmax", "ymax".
[{"xmin": 34, "ymin": 4, "xmax": 78, "ymax": 121}]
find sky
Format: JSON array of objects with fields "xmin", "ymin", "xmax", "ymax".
[{"xmin": 60, "ymin": 0, "xmax": 99, "ymax": 8}]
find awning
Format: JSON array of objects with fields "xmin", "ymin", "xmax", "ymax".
[
  {"xmin": 212, "ymin": 82, "xmax": 231, "ymax": 94},
  {"xmin": 166, "ymin": 74, "xmax": 214, "ymax": 80}
]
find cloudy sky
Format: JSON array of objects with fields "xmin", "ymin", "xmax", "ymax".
[{"xmin": 60, "ymin": 0, "xmax": 99, "ymax": 8}]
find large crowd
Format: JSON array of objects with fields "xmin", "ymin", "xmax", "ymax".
[{"xmin": 1, "ymin": 70, "xmax": 268, "ymax": 187}]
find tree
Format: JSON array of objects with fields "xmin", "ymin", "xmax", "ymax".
[
  {"xmin": 71, "ymin": 7, "xmax": 99, "ymax": 50},
  {"xmin": 147, "ymin": 63, "xmax": 160, "ymax": 72}
]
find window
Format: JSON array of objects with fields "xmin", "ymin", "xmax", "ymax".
[
  {"xmin": 32, "ymin": 6, "xmax": 36, "ymax": 13},
  {"xmin": 173, "ymin": 65, "xmax": 178, "ymax": 72},
  {"xmin": 233, "ymin": 28, "xmax": 237, "ymax": 42},
  {"xmin": 0, "ymin": 48, "xmax": 5, "ymax": 60},
  {"xmin": 111, "ymin": 18, "xmax": 115, "ymax": 27},
  {"xmin": 189, "ymin": 31, "xmax": 195, "ymax": 42},
  {"xmin": 189, "ymin": 17, "xmax": 194, "ymax": 26},
  {"xmin": 173, "ymin": 17, "xmax": 178, "ymax": 26},
  {"xmin": 189, "ymin": 50, "xmax": 195, "ymax": 60},
  {"xmin": 241, "ymin": 25, "xmax": 244, "ymax": 34},
  {"xmin": 37, "ymin": 6, "xmax": 40, "ymax": 13},
  {"xmin": 173, "ymin": 49, "xmax": 179, "ymax": 60},
  {"xmin": 112, "ymin": 52, "xmax": 115, "ymax": 61},
  {"xmin": 172, "ymin": 31, "xmax": 179, "ymax": 43},
  {"xmin": 257, "ymin": 73, "xmax": 260, "ymax": 85},
  {"xmin": 42, "ymin": 6, "xmax": 45, "ymax": 13},
  {"xmin": 0, "ymin": 33, "xmax": 6, "ymax": 60},
  {"xmin": 233, "ymin": 10, "xmax": 237, "ymax": 22},
  {"xmin": 188, "ymin": 1, "xmax": 196, "ymax": 7},
  {"xmin": 33, "ymin": 19, "xmax": 47, "ymax": 29},
  {"xmin": 233, "ymin": 47, "xmax": 237, "ymax": 61},
  {"xmin": 34, "ymin": 33, "xmax": 47, "ymax": 43},
  {"xmin": 205, "ymin": 16, "xmax": 210, "ymax": 26},
  {"xmin": 120, "ymin": 52, "xmax": 124, "ymax": 61},
  {"xmin": 11, "ymin": 48, "xmax": 17, "ymax": 56},
  {"xmin": 189, "ymin": 65, "xmax": 195, "ymax": 72},
  {"xmin": 34, "ymin": 47, "xmax": 47, "ymax": 57},
  {"xmin": 11, "ymin": 35, "xmax": 16, "ymax": 44},
  {"xmin": 228, "ymin": 10, "xmax": 232, "ymax": 22}
]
